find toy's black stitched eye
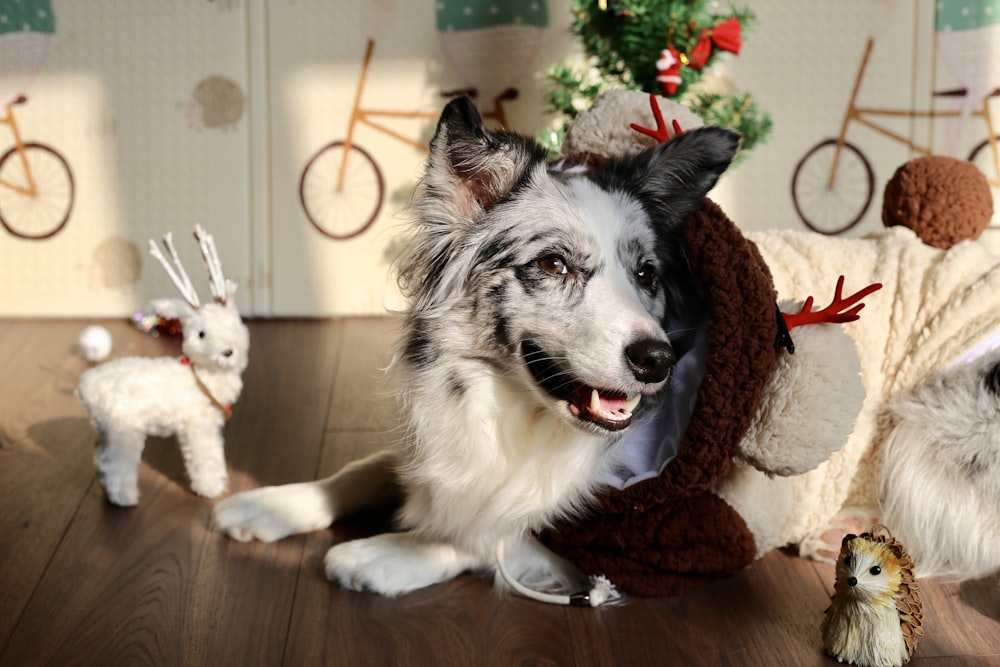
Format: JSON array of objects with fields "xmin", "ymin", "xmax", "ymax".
[
  {"xmin": 199, "ymin": 331, "xmax": 206, "ymax": 339},
  {"xmin": 636, "ymin": 262, "xmax": 657, "ymax": 290},
  {"xmin": 870, "ymin": 565, "xmax": 882, "ymax": 575},
  {"xmin": 537, "ymin": 255, "xmax": 569, "ymax": 276}
]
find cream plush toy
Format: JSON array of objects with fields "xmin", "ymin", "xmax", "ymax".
[
  {"xmin": 78, "ymin": 227, "xmax": 249, "ymax": 506},
  {"xmin": 545, "ymin": 90, "xmax": 1000, "ymax": 594},
  {"xmin": 746, "ymin": 206, "xmax": 1000, "ymax": 573},
  {"xmin": 543, "ymin": 90, "xmax": 877, "ymax": 596}
]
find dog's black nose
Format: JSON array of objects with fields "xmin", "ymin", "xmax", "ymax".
[{"xmin": 625, "ymin": 339, "xmax": 675, "ymax": 384}]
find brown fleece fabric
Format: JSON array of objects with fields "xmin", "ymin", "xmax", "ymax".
[{"xmin": 543, "ymin": 198, "xmax": 780, "ymax": 597}]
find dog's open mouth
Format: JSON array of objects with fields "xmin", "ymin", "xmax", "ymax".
[{"xmin": 521, "ymin": 340, "xmax": 641, "ymax": 432}]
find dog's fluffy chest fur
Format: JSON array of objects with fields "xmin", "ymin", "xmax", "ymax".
[{"xmin": 397, "ymin": 370, "xmax": 614, "ymax": 559}]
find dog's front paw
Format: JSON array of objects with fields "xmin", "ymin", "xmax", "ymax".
[
  {"xmin": 213, "ymin": 482, "xmax": 333, "ymax": 542},
  {"xmin": 323, "ymin": 533, "xmax": 480, "ymax": 596}
]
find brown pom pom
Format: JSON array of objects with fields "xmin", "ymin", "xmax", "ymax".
[{"xmin": 882, "ymin": 155, "xmax": 993, "ymax": 249}]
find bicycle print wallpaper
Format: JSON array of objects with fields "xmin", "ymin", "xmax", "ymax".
[
  {"xmin": 0, "ymin": 0, "xmax": 996, "ymax": 317},
  {"xmin": 0, "ymin": 0, "xmax": 252, "ymax": 316}
]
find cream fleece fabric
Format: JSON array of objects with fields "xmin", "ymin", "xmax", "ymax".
[{"xmin": 743, "ymin": 226, "xmax": 1000, "ymax": 551}]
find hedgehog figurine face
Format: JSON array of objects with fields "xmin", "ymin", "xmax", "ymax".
[{"xmin": 821, "ymin": 525, "xmax": 923, "ymax": 667}]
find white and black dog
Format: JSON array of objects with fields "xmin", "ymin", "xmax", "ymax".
[{"xmin": 214, "ymin": 97, "xmax": 740, "ymax": 603}]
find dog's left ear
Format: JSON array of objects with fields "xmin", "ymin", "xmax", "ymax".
[
  {"xmin": 424, "ymin": 96, "xmax": 547, "ymax": 219},
  {"xmin": 627, "ymin": 126, "xmax": 742, "ymax": 219}
]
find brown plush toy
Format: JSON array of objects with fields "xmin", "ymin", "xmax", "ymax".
[
  {"xmin": 544, "ymin": 199, "xmax": 783, "ymax": 596},
  {"xmin": 882, "ymin": 155, "xmax": 993, "ymax": 249},
  {"xmin": 543, "ymin": 91, "xmax": 878, "ymax": 597}
]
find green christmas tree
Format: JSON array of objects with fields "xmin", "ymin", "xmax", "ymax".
[{"xmin": 543, "ymin": 0, "xmax": 771, "ymax": 159}]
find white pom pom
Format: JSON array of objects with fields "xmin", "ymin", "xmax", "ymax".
[
  {"xmin": 78, "ymin": 325, "xmax": 112, "ymax": 362},
  {"xmin": 586, "ymin": 575, "xmax": 622, "ymax": 607}
]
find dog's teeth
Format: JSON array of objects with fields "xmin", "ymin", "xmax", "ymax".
[
  {"xmin": 624, "ymin": 394, "xmax": 642, "ymax": 413},
  {"xmin": 589, "ymin": 389, "xmax": 601, "ymax": 413}
]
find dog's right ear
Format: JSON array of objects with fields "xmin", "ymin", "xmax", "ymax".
[
  {"xmin": 424, "ymin": 97, "xmax": 546, "ymax": 219},
  {"xmin": 638, "ymin": 126, "xmax": 742, "ymax": 218}
]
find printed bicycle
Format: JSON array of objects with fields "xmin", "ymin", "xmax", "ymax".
[
  {"xmin": 0, "ymin": 95, "xmax": 75, "ymax": 240},
  {"xmin": 791, "ymin": 37, "xmax": 999, "ymax": 235},
  {"xmin": 299, "ymin": 38, "xmax": 517, "ymax": 240}
]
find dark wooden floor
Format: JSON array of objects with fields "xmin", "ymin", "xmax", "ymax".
[{"xmin": 1, "ymin": 318, "xmax": 997, "ymax": 666}]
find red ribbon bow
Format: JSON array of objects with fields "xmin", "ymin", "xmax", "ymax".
[{"xmin": 688, "ymin": 17, "xmax": 742, "ymax": 70}]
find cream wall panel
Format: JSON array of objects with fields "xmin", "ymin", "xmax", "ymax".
[{"xmin": 0, "ymin": 0, "xmax": 252, "ymax": 317}]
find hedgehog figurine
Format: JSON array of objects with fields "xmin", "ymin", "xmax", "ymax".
[{"xmin": 821, "ymin": 525, "xmax": 923, "ymax": 666}]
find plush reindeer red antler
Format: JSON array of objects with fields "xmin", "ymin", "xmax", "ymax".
[
  {"xmin": 776, "ymin": 276, "xmax": 882, "ymax": 353},
  {"xmin": 630, "ymin": 93, "xmax": 685, "ymax": 143}
]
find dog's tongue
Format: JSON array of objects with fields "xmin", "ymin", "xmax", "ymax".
[{"xmin": 571, "ymin": 388, "xmax": 641, "ymax": 432}]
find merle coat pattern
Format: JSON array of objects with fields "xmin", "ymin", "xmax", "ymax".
[{"xmin": 214, "ymin": 98, "xmax": 739, "ymax": 599}]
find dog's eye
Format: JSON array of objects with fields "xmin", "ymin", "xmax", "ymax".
[
  {"xmin": 870, "ymin": 565, "xmax": 882, "ymax": 576},
  {"xmin": 198, "ymin": 331, "xmax": 206, "ymax": 339},
  {"xmin": 635, "ymin": 263, "xmax": 657, "ymax": 290},
  {"xmin": 537, "ymin": 255, "xmax": 569, "ymax": 276}
]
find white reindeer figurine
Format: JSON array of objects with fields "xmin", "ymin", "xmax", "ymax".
[{"xmin": 78, "ymin": 226, "xmax": 249, "ymax": 506}]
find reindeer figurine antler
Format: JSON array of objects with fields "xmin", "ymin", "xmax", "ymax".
[
  {"xmin": 78, "ymin": 226, "xmax": 250, "ymax": 506},
  {"xmin": 149, "ymin": 225, "xmax": 233, "ymax": 307},
  {"xmin": 776, "ymin": 276, "xmax": 882, "ymax": 353},
  {"xmin": 149, "ymin": 231, "xmax": 201, "ymax": 308},
  {"xmin": 194, "ymin": 225, "xmax": 233, "ymax": 305}
]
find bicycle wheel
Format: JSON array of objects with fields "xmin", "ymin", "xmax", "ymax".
[
  {"xmin": 968, "ymin": 136, "xmax": 1000, "ymax": 186},
  {"xmin": 299, "ymin": 141, "xmax": 384, "ymax": 241},
  {"xmin": 0, "ymin": 142, "xmax": 75, "ymax": 240},
  {"xmin": 791, "ymin": 139, "xmax": 874, "ymax": 235}
]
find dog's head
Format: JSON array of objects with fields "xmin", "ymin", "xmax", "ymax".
[{"xmin": 399, "ymin": 97, "xmax": 739, "ymax": 436}]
